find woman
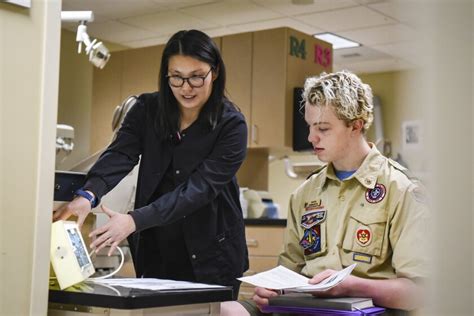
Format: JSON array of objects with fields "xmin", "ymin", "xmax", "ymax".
[{"xmin": 53, "ymin": 30, "xmax": 249, "ymax": 298}]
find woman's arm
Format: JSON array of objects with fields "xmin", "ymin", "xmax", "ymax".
[
  {"xmin": 83, "ymin": 97, "xmax": 146, "ymax": 200},
  {"xmin": 131, "ymin": 112, "xmax": 247, "ymax": 231}
]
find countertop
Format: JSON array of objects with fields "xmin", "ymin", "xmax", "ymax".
[
  {"xmin": 48, "ymin": 281, "xmax": 233, "ymax": 310},
  {"xmin": 244, "ymin": 218, "xmax": 287, "ymax": 226}
]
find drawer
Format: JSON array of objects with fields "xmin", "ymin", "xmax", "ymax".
[
  {"xmin": 245, "ymin": 226, "xmax": 285, "ymax": 256},
  {"xmin": 245, "ymin": 256, "xmax": 278, "ymax": 276}
]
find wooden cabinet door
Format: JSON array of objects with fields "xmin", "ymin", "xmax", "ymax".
[
  {"xmin": 251, "ymin": 28, "xmax": 287, "ymax": 148},
  {"xmin": 222, "ymin": 33, "xmax": 252, "ymax": 146},
  {"xmin": 121, "ymin": 45, "xmax": 163, "ymax": 100}
]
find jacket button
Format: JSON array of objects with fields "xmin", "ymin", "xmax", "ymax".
[
  {"xmin": 191, "ymin": 254, "xmax": 196, "ymax": 259},
  {"xmin": 175, "ymin": 170, "xmax": 180, "ymax": 175}
]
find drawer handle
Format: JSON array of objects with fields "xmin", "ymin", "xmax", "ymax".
[{"xmin": 246, "ymin": 239, "xmax": 258, "ymax": 247}]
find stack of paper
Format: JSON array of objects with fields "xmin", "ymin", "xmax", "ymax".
[
  {"xmin": 89, "ymin": 278, "xmax": 225, "ymax": 291},
  {"xmin": 238, "ymin": 263, "xmax": 356, "ymax": 292}
]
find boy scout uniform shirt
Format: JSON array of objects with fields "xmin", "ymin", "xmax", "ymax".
[{"xmin": 279, "ymin": 145, "xmax": 430, "ymax": 281}]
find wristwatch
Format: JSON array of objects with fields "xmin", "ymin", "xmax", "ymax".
[{"xmin": 74, "ymin": 189, "xmax": 98, "ymax": 208}]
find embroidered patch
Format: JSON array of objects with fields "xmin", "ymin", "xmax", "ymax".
[
  {"xmin": 355, "ymin": 226, "xmax": 372, "ymax": 246},
  {"xmin": 300, "ymin": 209, "xmax": 326, "ymax": 229},
  {"xmin": 304, "ymin": 199, "xmax": 323, "ymax": 211},
  {"xmin": 353, "ymin": 252, "xmax": 372, "ymax": 264},
  {"xmin": 299, "ymin": 225, "xmax": 321, "ymax": 255},
  {"xmin": 365, "ymin": 183, "xmax": 386, "ymax": 203},
  {"xmin": 412, "ymin": 186, "xmax": 427, "ymax": 204}
]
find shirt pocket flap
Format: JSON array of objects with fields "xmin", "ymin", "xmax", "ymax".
[{"xmin": 349, "ymin": 208, "xmax": 387, "ymax": 225}]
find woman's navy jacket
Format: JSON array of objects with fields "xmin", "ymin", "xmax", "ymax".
[{"xmin": 83, "ymin": 92, "xmax": 249, "ymax": 286}]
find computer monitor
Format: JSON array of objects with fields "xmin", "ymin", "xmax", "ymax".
[{"xmin": 292, "ymin": 87, "xmax": 312, "ymax": 151}]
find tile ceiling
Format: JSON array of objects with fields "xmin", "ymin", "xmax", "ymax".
[{"xmin": 61, "ymin": 0, "xmax": 424, "ymax": 74}]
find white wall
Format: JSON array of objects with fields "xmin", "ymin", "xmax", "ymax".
[
  {"xmin": 424, "ymin": 1, "xmax": 472, "ymax": 315},
  {"xmin": 0, "ymin": 1, "xmax": 61, "ymax": 314},
  {"xmin": 56, "ymin": 29, "xmax": 93, "ymax": 171}
]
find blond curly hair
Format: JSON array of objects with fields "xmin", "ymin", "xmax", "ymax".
[{"xmin": 302, "ymin": 70, "xmax": 374, "ymax": 133}]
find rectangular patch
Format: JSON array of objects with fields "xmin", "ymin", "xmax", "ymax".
[
  {"xmin": 300, "ymin": 209, "xmax": 326, "ymax": 229},
  {"xmin": 353, "ymin": 252, "xmax": 372, "ymax": 264}
]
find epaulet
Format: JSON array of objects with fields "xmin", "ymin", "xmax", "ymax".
[
  {"xmin": 387, "ymin": 158, "xmax": 417, "ymax": 181},
  {"xmin": 306, "ymin": 164, "xmax": 327, "ymax": 180},
  {"xmin": 388, "ymin": 159, "xmax": 429, "ymax": 204}
]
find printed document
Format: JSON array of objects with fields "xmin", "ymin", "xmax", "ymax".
[
  {"xmin": 90, "ymin": 278, "xmax": 226, "ymax": 291},
  {"xmin": 238, "ymin": 263, "xmax": 356, "ymax": 292}
]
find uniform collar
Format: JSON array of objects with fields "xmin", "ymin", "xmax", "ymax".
[
  {"xmin": 353, "ymin": 143, "xmax": 385, "ymax": 189},
  {"xmin": 324, "ymin": 143, "xmax": 384, "ymax": 189}
]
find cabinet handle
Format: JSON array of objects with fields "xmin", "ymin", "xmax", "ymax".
[
  {"xmin": 246, "ymin": 239, "xmax": 258, "ymax": 247},
  {"xmin": 251, "ymin": 124, "xmax": 258, "ymax": 145}
]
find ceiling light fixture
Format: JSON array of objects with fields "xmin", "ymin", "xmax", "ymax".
[
  {"xmin": 60, "ymin": 11, "xmax": 111, "ymax": 69},
  {"xmin": 314, "ymin": 32, "xmax": 361, "ymax": 50}
]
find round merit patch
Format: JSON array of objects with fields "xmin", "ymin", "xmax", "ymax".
[
  {"xmin": 365, "ymin": 183, "xmax": 386, "ymax": 203},
  {"xmin": 355, "ymin": 226, "xmax": 372, "ymax": 246}
]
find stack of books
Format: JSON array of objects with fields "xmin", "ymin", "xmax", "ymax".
[{"xmin": 262, "ymin": 294, "xmax": 386, "ymax": 315}]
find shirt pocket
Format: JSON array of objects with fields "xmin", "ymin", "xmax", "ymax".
[{"xmin": 342, "ymin": 208, "xmax": 387, "ymax": 257}]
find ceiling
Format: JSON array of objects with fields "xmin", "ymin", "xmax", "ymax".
[{"xmin": 61, "ymin": 0, "xmax": 423, "ymax": 74}]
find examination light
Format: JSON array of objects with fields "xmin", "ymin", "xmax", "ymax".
[{"xmin": 60, "ymin": 11, "xmax": 111, "ymax": 69}]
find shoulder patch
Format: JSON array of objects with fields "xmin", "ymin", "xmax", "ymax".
[
  {"xmin": 306, "ymin": 164, "xmax": 327, "ymax": 180},
  {"xmin": 412, "ymin": 185, "xmax": 428, "ymax": 204}
]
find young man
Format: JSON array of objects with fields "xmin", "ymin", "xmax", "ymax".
[{"xmin": 222, "ymin": 71, "xmax": 429, "ymax": 315}]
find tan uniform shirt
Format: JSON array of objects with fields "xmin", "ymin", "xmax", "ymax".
[{"xmin": 279, "ymin": 145, "xmax": 430, "ymax": 281}]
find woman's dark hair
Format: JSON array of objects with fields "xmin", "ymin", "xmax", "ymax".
[{"xmin": 156, "ymin": 29, "xmax": 229, "ymax": 141}]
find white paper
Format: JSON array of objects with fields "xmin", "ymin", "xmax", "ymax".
[
  {"xmin": 238, "ymin": 263, "xmax": 356, "ymax": 292},
  {"xmin": 89, "ymin": 278, "xmax": 226, "ymax": 291}
]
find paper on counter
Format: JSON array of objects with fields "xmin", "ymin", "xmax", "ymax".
[
  {"xmin": 238, "ymin": 263, "xmax": 356, "ymax": 292},
  {"xmin": 90, "ymin": 278, "xmax": 226, "ymax": 291}
]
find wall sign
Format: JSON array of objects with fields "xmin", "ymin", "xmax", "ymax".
[
  {"xmin": 314, "ymin": 44, "xmax": 331, "ymax": 68},
  {"xmin": 402, "ymin": 120, "xmax": 423, "ymax": 151},
  {"xmin": 289, "ymin": 35, "xmax": 331, "ymax": 68},
  {"xmin": 289, "ymin": 36, "xmax": 307, "ymax": 60}
]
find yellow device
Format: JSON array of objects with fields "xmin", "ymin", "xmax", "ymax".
[{"xmin": 50, "ymin": 220, "xmax": 95, "ymax": 289}]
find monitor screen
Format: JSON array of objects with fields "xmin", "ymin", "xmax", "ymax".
[{"xmin": 292, "ymin": 87, "xmax": 312, "ymax": 151}]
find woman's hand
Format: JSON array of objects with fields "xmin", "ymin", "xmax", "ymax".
[
  {"xmin": 253, "ymin": 287, "xmax": 280, "ymax": 312},
  {"xmin": 53, "ymin": 195, "xmax": 92, "ymax": 229},
  {"xmin": 89, "ymin": 205, "xmax": 136, "ymax": 256}
]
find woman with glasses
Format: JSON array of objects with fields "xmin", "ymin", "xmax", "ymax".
[{"xmin": 54, "ymin": 29, "xmax": 248, "ymax": 298}]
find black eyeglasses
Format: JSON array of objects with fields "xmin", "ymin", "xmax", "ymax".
[{"xmin": 167, "ymin": 68, "xmax": 213, "ymax": 88}]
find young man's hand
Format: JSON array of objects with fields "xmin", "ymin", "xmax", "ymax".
[
  {"xmin": 253, "ymin": 287, "xmax": 280, "ymax": 311},
  {"xmin": 308, "ymin": 269, "xmax": 356, "ymax": 297},
  {"xmin": 309, "ymin": 269, "xmax": 423, "ymax": 310}
]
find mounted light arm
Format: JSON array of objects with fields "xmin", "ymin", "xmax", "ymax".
[{"xmin": 60, "ymin": 11, "xmax": 111, "ymax": 69}]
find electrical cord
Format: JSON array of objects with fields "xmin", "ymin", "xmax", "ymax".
[
  {"xmin": 85, "ymin": 280, "xmax": 122, "ymax": 296},
  {"xmin": 87, "ymin": 246, "xmax": 125, "ymax": 280}
]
